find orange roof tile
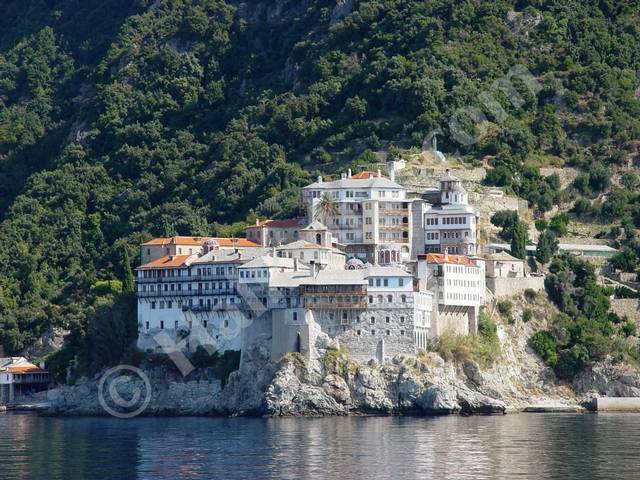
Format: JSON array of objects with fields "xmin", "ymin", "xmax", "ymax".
[
  {"xmin": 210, "ymin": 238, "xmax": 259, "ymax": 247},
  {"xmin": 139, "ymin": 255, "xmax": 191, "ymax": 269},
  {"xmin": 142, "ymin": 236, "xmax": 258, "ymax": 248},
  {"xmin": 421, "ymin": 253, "xmax": 477, "ymax": 266},
  {"xmin": 142, "ymin": 236, "xmax": 210, "ymax": 246},
  {"xmin": 351, "ymin": 171, "xmax": 386, "ymax": 179},
  {"xmin": 7, "ymin": 366, "xmax": 47, "ymax": 374}
]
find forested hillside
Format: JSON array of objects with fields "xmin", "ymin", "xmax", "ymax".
[{"xmin": 1, "ymin": 0, "xmax": 639, "ymax": 354}]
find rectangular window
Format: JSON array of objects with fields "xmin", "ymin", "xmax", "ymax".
[{"xmin": 160, "ymin": 321, "xmax": 164, "ymax": 329}]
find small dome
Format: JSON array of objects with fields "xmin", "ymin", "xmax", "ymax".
[{"xmin": 345, "ymin": 258, "xmax": 365, "ymax": 270}]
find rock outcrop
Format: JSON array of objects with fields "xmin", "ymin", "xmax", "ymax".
[{"xmin": 42, "ymin": 317, "xmax": 640, "ymax": 417}]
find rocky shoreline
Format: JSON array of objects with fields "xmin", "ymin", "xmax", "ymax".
[{"xmin": 38, "ymin": 328, "xmax": 640, "ymax": 418}]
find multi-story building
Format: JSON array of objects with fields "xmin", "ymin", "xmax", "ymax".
[
  {"xmin": 301, "ymin": 170, "xmax": 416, "ymax": 264},
  {"xmin": 417, "ymin": 252, "xmax": 485, "ymax": 336},
  {"xmin": 136, "ymin": 240, "xmax": 434, "ymax": 363},
  {"xmin": 420, "ymin": 170, "xmax": 480, "ymax": 255},
  {"xmin": 136, "ymin": 242, "xmax": 269, "ymax": 352}
]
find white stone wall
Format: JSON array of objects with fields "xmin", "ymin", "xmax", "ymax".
[{"xmin": 487, "ymin": 276, "xmax": 545, "ymax": 297}]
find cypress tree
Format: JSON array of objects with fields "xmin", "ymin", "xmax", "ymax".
[
  {"xmin": 121, "ymin": 248, "xmax": 135, "ymax": 294},
  {"xmin": 536, "ymin": 230, "xmax": 559, "ymax": 265},
  {"xmin": 510, "ymin": 220, "xmax": 528, "ymax": 259}
]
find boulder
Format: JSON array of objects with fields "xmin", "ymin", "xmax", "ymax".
[{"xmin": 417, "ymin": 385, "xmax": 461, "ymax": 414}]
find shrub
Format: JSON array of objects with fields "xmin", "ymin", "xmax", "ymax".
[
  {"xmin": 322, "ymin": 345, "xmax": 348, "ymax": 374},
  {"xmin": 524, "ymin": 288, "xmax": 537, "ymax": 302},
  {"xmin": 615, "ymin": 286, "xmax": 639, "ymax": 299},
  {"xmin": 90, "ymin": 279, "xmax": 123, "ymax": 296},
  {"xmin": 432, "ymin": 313, "xmax": 501, "ymax": 367},
  {"xmin": 522, "ymin": 308, "xmax": 533, "ymax": 323},
  {"xmin": 555, "ymin": 345, "xmax": 589, "ymax": 380},
  {"xmin": 621, "ymin": 320, "xmax": 637, "ymax": 338},
  {"xmin": 432, "ymin": 331, "xmax": 474, "ymax": 364},
  {"xmin": 534, "ymin": 219, "xmax": 548, "ymax": 232},
  {"xmin": 497, "ymin": 300, "xmax": 514, "ymax": 322},
  {"xmin": 531, "ymin": 331, "xmax": 557, "ymax": 367},
  {"xmin": 189, "ymin": 348, "xmax": 241, "ymax": 386}
]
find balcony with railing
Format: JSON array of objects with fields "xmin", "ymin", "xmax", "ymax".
[{"xmin": 138, "ymin": 288, "xmax": 237, "ymax": 298}]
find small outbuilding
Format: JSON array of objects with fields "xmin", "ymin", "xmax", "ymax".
[{"xmin": 0, "ymin": 357, "xmax": 50, "ymax": 404}]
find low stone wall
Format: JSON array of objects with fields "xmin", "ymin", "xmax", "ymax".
[
  {"xmin": 487, "ymin": 276, "xmax": 545, "ymax": 298},
  {"xmin": 595, "ymin": 397, "xmax": 640, "ymax": 412},
  {"xmin": 610, "ymin": 298, "xmax": 640, "ymax": 324}
]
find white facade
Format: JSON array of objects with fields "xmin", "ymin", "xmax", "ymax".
[
  {"xmin": 301, "ymin": 171, "xmax": 412, "ymax": 264},
  {"xmin": 417, "ymin": 253, "xmax": 485, "ymax": 336},
  {"xmin": 423, "ymin": 171, "xmax": 479, "ymax": 255},
  {"xmin": 136, "ymin": 247, "xmax": 268, "ymax": 352}
]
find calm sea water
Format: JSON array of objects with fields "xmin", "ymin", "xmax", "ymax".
[{"xmin": 1, "ymin": 413, "xmax": 639, "ymax": 480}]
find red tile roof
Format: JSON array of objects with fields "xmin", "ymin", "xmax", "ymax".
[
  {"xmin": 351, "ymin": 171, "xmax": 386, "ymax": 179},
  {"xmin": 139, "ymin": 255, "xmax": 191, "ymax": 269},
  {"xmin": 142, "ymin": 236, "xmax": 209, "ymax": 246},
  {"xmin": 420, "ymin": 253, "xmax": 477, "ymax": 266},
  {"xmin": 6, "ymin": 365, "xmax": 47, "ymax": 374},
  {"xmin": 142, "ymin": 236, "xmax": 258, "ymax": 248},
  {"xmin": 210, "ymin": 238, "xmax": 259, "ymax": 247}
]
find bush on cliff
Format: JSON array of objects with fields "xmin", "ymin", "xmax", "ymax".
[
  {"xmin": 535, "ymin": 255, "xmax": 637, "ymax": 379},
  {"xmin": 431, "ymin": 312, "xmax": 500, "ymax": 367},
  {"xmin": 530, "ymin": 331, "xmax": 557, "ymax": 367}
]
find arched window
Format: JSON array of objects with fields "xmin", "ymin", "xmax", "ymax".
[
  {"xmin": 401, "ymin": 295, "xmax": 407, "ymax": 303},
  {"xmin": 316, "ymin": 233, "xmax": 322, "ymax": 244},
  {"xmin": 387, "ymin": 295, "xmax": 393, "ymax": 303}
]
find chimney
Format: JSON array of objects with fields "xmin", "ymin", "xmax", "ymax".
[
  {"xmin": 348, "ymin": 168, "xmax": 352, "ymax": 178},
  {"xmin": 444, "ymin": 248, "xmax": 449, "ymax": 262},
  {"xmin": 390, "ymin": 166, "xmax": 396, "ymax": 183},
  {"xmin": 255, "ymin": 218, "xmax": 259, "ymax": 226},
  {"xmin": 318, "ymin": 175, "xmax": 323, "ymax": 184},
  {"xmin": 341, "ymin": 172, "xmax": 347, "ymax": 179},
  {"xmin": 377, "ymin": 169, "xmax": 381, "ymax": 178}
]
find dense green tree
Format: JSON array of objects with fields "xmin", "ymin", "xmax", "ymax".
[
  {"xmin": 535, "ymin": 230, "xmax": 559, "ymax": 265},
  {"xmin": 1, "ymin": 0, "xmax": 640, "ymax": 356},
  {"xmin": 121, "ymin": 248, "xmax": 135, "ymax": 294},
  {"xmin": 510, "ymin": 220, "xmax": 529, "ymax": 259}
]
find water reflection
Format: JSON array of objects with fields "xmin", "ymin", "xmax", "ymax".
[{"xmin": 2, "ymin": 413, "xmax": 640, "ymax": 480}]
